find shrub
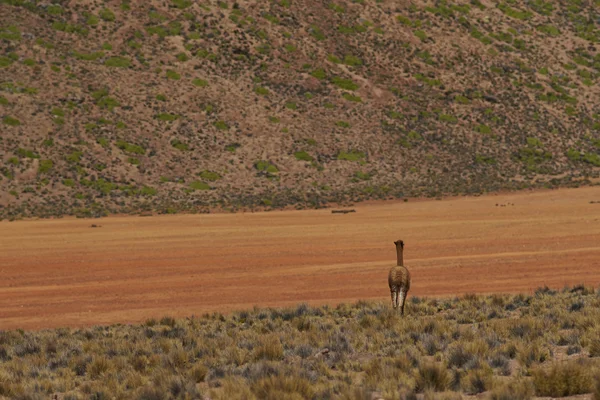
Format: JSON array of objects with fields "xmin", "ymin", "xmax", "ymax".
[
  {"xmin": 537, "ymin": 25, "xmax": 560, "ymax": 37},
  {"xmin": 460, "ymin": 367, "xmax": 492, "ymax": 394},
  {"xmin": 255, "ymin": 160, "xmax": 278, "ymax": 174},
  {"xmin": 192, "ymin": 78, "xmax": 208, "ymax": 87},
  {"xmin": 189, "ymin": 181, "xmax": 210, "ymax": 190},
  {"xmin": 254, "ymin": 86, "xmax": 269, "ymax": 95},
  {"xmin": 251, "ymin": 375, "xmax": 314, "ymax": 398},
  {"xmin": 156, "ymin": 113, "xmax": 179, "ymax": 122},
  {"xmin": 488, "ymin": 379, "xmax": 534, "ymax": 400},
  {"xmin": 171, "ymin": 139, "xmax": 189, "ymax": 151},
  {"xmin": 199, "ymin": 171, "xmax": 221, "ymax": 181},
  {"xmin": 331, "ymin": 77, "xmax": 358, "ymax": 90},
  {"xmin": 532, "ymin": 360, "xmax": 594, "ymax": 396},
  {"xmin": 311, "ymin": 69, "xmax": 326, "ymax": 79},
  {"xmin": 3, "ymin": 116, "xmax": 20, "ymax": 126},
  {"xmin": 343, "ymin": 55, "xmax": 362, "ymax": 66},
  {"xmin": 294, "ymin": 151, "xmax": 313, "ymax": 162},
  {"xmin": 342, "ymin": 93, "xmax": 362, "ymax": 102},
  {"xmin": 253, "ymin": 335, "xmax": 284, "ymax": 361},
  {"xmin": 337, "ymin": 150, "xmax": 365, "ymax": 162},
  {"xmin": 166, "ymin": 70, "xmax": 181, "ymax": 80},
  {"xmin": 99, "ymin": 8, "xmax": 115, "ymax": 21},
  {"xmin": 140, "ymin": 186, "xmax": 157, "ymax": 196},
  {"xmin": 116, "ymin": 140, "xmax": 145, "ymax": 155},
  {"xmin": 415, "ymin": 363, "xmax": 450, "ymax": 392},
  {"xmin": 104, "ymin": 57, "xmax": 131, "ymax": 68},
  {"xmin": 214, "ymin": 121, "xmax": 229, "ymax": 130},
  {"xmin": 38, "ymin": 160, "xmax": 53, "ymax": 173}
]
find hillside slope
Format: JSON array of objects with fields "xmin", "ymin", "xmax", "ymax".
[{"xmin": 1, "ymin": 0, "xmax": 599, "ymax": 219}]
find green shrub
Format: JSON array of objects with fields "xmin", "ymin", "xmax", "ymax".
[
  {"xmin": 38, "ymin": 160, "xmax": 53, "ymax": 173},
  {"xmin": 294, "ymin": 151, "xmax": 313, "ymax": 162},
  {"xmin": 0, "ymin": 56, "xmax": 14, "ymax": 68},
  {"xmin": 331, "ymin": 77, "xmax": 358, "ymax": 90},
  {"xmin": 498, "ymin": 3, "xmax": 532, "ymax": 19},
  {"xmin": 455, "ymin": 95, "xmax": 471, "ymax": 104},
  {"xmin": 199, "ymin": 170, "xmax": 221, "ymax": 181},
  {"xmin": 140, "ymin": 186, "xmax": 157, "ymax": 196},
  {"xmin": 311, "ymin": 68, "xmax": 327, "ymax": 80},
  {"xmin": 192, "ymin": 78, "xmax": 208, "ymax": 87},
  {"xmin": 414, "ymin": 30, "xmax": 427, "ymax": 41},
  {"xmin": 439, "ymin": 114, "xmax": 458, "ymax": 123},
  {"xmin": 255, "ymin": 160, "xmax": 279, "ymax": 174},
  {"xmin": 104, "ymin": 57, "xmax": 130, "ymax": 68},
  {"xmin": 337, "ymin": 150, "xmax": 365, "ymax": 162},
  {"xmin": 583, "ymin": 152, "xmax": 600, "ymax": 166},
  {"xmin": 156, "ymin": 113, "xmax": 179, "ymax": 122},
  {"xmin": 172, "ymin": 0, "xmax": 192, "ymax": 8},
  {"xmin": 225, "ymin": 143, "xmax": 240, "ymax": 152},
  {"xmin": 166, "ymin": 70, "xmax": 181, "ymax": 80},
  {"xmin": 116, "ymin": 140, "xmax": 145, "ymax": 155},
  {"xmin": 189, "ymin": 181, "xmax": 210, "ymax": 190},
  {"xmin": 66, "ymin": 151, "xmax": 83, "ymax": 163},
  {"xmin": 17, "ymin": 148, "xmax": 39, "ymax": 159},
  {"xmin": 3, "ymin": 116, "xmax": 20, "ymax": 126},
  {"xmin": 567, "ymin": 148, "xmax": 581, "ymax": 161},
  {"xmin": 343, "ymin": 55, "xmax": 362, "ymax": 66},
  {"xmin": 537, "ymin": 25, "xmax": 560, "ymax": 37},
  {"xmin": 97, "ymin": 96, "xmax": 119, "ymax": 110},
  {"xmin": 214, "ymin": 121, "xmax": 229, "ymax": 130},
  {"xmin": 475, "ymin": 124, "xmax": 492, "ymax": 134},
  {"xmin": 99, "ymin": 8, "xmax": 115, "ymax": 21},
  {"xmin": 171, "ymin": 139, "xmax": 188, "ymax": 151},
  {"xmin": 342, "ymin": 93, "xmax": 362, "ymax": 102},
  {"xmin": 254, "ymin": 86, "xmax": 269, "ymax": 95}
]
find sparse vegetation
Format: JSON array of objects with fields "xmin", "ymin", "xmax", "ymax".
[
  {"xmin": 0, "ymin": 288, "xmax": 598, "ymax": 398},
  {"xmin": 0, "ymin": 0, "xmax": 599, "ymax": 219}
]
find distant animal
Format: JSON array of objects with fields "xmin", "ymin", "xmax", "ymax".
[{"xmin": 388, "ymin": 239, "xmax": 411, "ymax": 315}]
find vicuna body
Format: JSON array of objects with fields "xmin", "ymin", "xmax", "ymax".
[{"xmin": 388, "ymin": 239, "xmax": 411, "ymax": 315}]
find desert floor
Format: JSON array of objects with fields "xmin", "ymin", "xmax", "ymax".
[{"xmin": 1, "ymin": 186, "xmax": 599, "ymax": 330}]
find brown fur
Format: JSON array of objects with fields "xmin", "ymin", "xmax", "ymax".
[{"xmin": 389, "ymin": 240, "xmax": 411, "ymax": 315}]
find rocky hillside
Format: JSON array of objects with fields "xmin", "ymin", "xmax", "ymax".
[{"xmin": 1, "ymin": 0, "xmax": 599, "ymax": 219}]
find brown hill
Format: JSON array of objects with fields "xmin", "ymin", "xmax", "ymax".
[{"xmin": 1, "ymin": 0, "xmax": 599, "ymax": 219}]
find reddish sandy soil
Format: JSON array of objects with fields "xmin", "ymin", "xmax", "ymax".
[{"xmin": 1, "ymin": 187, "xmax": 599, "ymax": 331}]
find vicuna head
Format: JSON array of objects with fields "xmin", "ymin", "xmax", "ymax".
[{"xmin": 394, "ymin": 239, "xmax": 404, "ymax": 266}]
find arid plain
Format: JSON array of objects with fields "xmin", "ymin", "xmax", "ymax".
[{"xmin": 1, "ymin": 186, "xmax": 599, "ymax": 331}]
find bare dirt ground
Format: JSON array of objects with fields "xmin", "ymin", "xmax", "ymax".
[{"xmin": 1, "ymin": 187, "xmax": 599, "ymax": 331}]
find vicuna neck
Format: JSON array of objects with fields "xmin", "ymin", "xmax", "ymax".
[{"xmin": 396, "ymin": 244, "xmax": 404, "ymax": 266}]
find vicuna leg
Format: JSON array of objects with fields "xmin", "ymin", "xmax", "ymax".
[
  {"xmin": 398, "ymin": 289, "xmax": 407, "ymax": 316},
  {"xmin": 391, "ymin": 291, "xmax": 397, "ymax": 309}
]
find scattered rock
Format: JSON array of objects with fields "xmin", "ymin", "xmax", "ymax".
[{"xmin": 90, "ymin": 224, "xmax": 101, "ymax": 228}]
